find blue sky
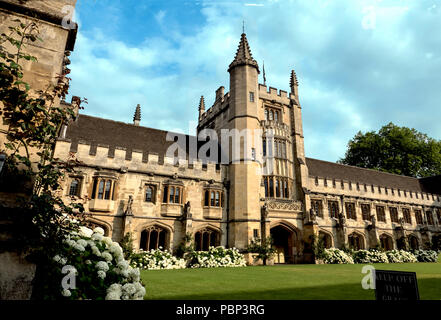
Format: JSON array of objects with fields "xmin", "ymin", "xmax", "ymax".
[{"xmin": 68, "ymin": 0, "xmax": 441, "ymax": 162}]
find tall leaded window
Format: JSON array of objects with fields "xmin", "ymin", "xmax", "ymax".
[
  {"xmin": 68, "ymin": 178, "xmax": 81, "ymax": 196},
  {"xmin": 415, "ymin": 210, "xmax": 423, "ymax": 225},
  {"xmin": 403, "ymin": 208, "xmax": 412, "ymax": 224},
  {"xmin": 263, "ymin": 176, "xmax": 290, "ymax": 199},
  {"xmin": 195, "ymin": 228, "xmax": 220, "ymax": 251},
  {"xmin": 376, "ymin": 206, "xmax": 386, "ymax": 222},
  {"xmin": 263, "ymin": 138, "xmax": 266, "ymax": 156},
  {"xmin": 328, "ymin": 201, "xmax": 339, "ymax": 219},
  {"xmin": 140, "ymin": 225, "xmax": 168, "ymax": 251},
  {"xmin": 92, "ymin": 176, "xmax": 115, "ymax": 200},
  {"xmin": 389, "ymin": 207, "xmax": 398, "ymax": 223},
  {"xmin": 145, "ymin": 185, "xmax": 156, "ymax": 203},
  {"xmin": 311, "ymin": 199, "xmax": 323, "ymax": 218},
  {"xmin": 345, "ymin": 202, "xmax": 356, "ymax": 220},
  {"xmin": 426, "ymin": 211, "xmax": 434, "ymax": 225},
  {"xmin": 162, "ymin": 184, "xmax": 183, "ymax": 204},
  {"xmin": 361, "ymin": 204, "xmax": 370, "ymax": 221},
  {"xmin": 204, "ymin": 189, "xmax": 223, "ymax": 207}
]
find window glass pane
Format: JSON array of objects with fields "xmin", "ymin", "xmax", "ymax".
[
  {"xmin": 104, "ymin": 180, "xmax": 112, "ymax": 199},
  {"xmin": 69, "ymin": 179, "xmax": 79, "ymax": 196},
  {"xmin": 265, "ymin": 109, "xmax": 268, "ymax": 120},
  {"xmin": 175, "ymin": 187, "xmax": 180, "ymax": 203},
  {"xmin": 263, "ymin": 139, "xmax": 266, "ymax": 156},
  {"xmin": 269, "ymin": 110, "xmax": 273, "ymax": 120},
  {"xmin": 275, "ymin": 179, "xmax": 280, "ymax": 197},
  {"xmin": 215, "ymin": 192, "xmax": 220, "ymax": 206},
  {"xmin": 269, "ymin": 178, "xmax": 274, "ymax": 197},
  {"xmin": 146, "ymin": 187, "xmax": 153, "ymax": 202},
  {"xmin": 274, "ymin": 111, "xmax": 278, "ymax": 122},
  {"xmin": 210, "ymin": 191, "xmax": 215, "ymax": 206},
  {"xmin": 264, "ymin": 178, "xmax": 268, "ymax": 197},
  {"xmin": 163, "ymin": 186, "xmax": 168, "ymax": 203},
  {"xmin": 204, "ymin": 190, "xmax": 209, "ymax": 206},
  {"xmin": 169, "ymin": 187, "xmax": 174, "ymax": 203},
  {"xmin": 98, "ymin": 180, "xmax": 104, "ymax": 199}
]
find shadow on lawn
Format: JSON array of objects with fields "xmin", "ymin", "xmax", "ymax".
[{"xmin": 147, "ymin": 277, "xmax": 441, "ymax": 300}]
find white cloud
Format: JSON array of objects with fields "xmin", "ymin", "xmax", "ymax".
[{"xmin": 68, "ymin": 0, "xmax": 441, "ymax": 162}]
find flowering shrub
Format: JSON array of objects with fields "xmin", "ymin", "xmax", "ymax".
[
  {"xmin": 352, "ymin": 250, "xmax": 389, "ymax": 264},
  {"xmin": 412, "ymin": 249, "xmax": 439, "ymax": 262},
  {"xmin": 385, "ymin": 250, "xmax": 417, "ymax": 263},
  {"xmin": 320, "ymin": 248, "xmax": 354, "ymax": 264},
  {"xmin": 186, "ymin": 246, "xmax": 247, "ymax": 268},
  {"xmin": 130, "ymin": 248, "xmax": 187, "ymax": 270},
  {"xmin": 52, "ymin": 226, "xmax": 146, "ymax": 300}
]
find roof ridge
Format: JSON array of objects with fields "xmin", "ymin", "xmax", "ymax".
[
  {"xmin": 305, "ymin": 157, "xmax": 419, "ymax": 181},
  {"xmin": 77, "ymin": 114, "xmax": 196, "ymax": 139}
]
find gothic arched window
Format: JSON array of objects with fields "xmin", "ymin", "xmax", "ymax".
[
  {"xmin": 139, "ymin": 225, "xmax": 168, "ymax": 251},
  {"xmin": 195, "ymin": 228, "xmax": 220, "ymax": 251}
]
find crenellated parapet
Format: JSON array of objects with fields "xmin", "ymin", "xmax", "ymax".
[
  {"xmin": 258, "ymin": 84, "xmax": 291, "ymax": 106},
  {"xmin": 54, "ymin": 138, "xmax": 223, "ymax": 180},
  {"xmin": 308, "ymin": 175, "xmax": 441, "ymax": 208},
  {"xmin": 198, "ymin": 90, "xmax": 231, "ymax": 128}
]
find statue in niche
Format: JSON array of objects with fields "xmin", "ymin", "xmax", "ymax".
[
  {"xmin": 125, "ymin": 195, "xmax": 134, "ymax": 216},
  {"xmin": 261, "ymin": 203, "xmax": 269, "ymax": 220},
  {"xmin": 184, "ymin": 201, "xmax": 192, "ymax": 218},
  {"xmin": 338, "ymin": 211, "xmax": 346, "ymax": 227},
  {"xmin": 309, "ymin": 208, "xmax": 317, "ymax": 223}
]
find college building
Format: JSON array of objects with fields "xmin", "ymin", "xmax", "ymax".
[
  {"xmin": 1, "ymin": 0, "xmax": 440, "ymax": 265},
  {"xmin": 54, "ymin": 33, "xmax": 441, "ymax": 263}
]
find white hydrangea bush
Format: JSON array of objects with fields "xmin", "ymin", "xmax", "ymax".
[
  {"xmin": 385, "ymin": 250, "xmax": 417, "ymax": 263},
  {"xmin": 53, "ymin": 226, "xmax": 146, "ymax": 300},
  {"xmin": 321, "ymin": 248, "xmax": 354, "ymax": 264},
  {"xmin": 130, "ymin": 248, "xmax": 187, "ymax": 270},
  {"xmin": 412, "ymin": 249, "xmax": 439, "ymax": 262},
  {"xmin": 352, "ymin": 250, "xmax": 389, "ymax": 264},
  {"xmin": 186, "ymin": 246, "xmax": 247, "ymax": 268}
]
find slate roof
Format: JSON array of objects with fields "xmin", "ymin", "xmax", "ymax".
[
  {"xmin": 64, "ymin": 114, "xmax": 218, "ymax": 164},
  {"xmin": 306, "ymin": 157, "xmax": 440, "ymax": 195}
]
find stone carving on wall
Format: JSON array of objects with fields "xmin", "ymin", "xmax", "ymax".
[{"xmin": 266, "ymin": 200, "xmax": 303, "ymax": 212}]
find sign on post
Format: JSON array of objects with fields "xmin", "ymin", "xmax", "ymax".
[{"xmin": 375, "ymin": 270, "xmax": 420, "ymax": 301}]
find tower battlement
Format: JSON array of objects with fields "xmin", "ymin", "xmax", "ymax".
[{"xmin": 258, "ymin": 84, "xmax": 293, "ymax": 105}]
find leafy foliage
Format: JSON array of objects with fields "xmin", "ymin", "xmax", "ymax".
[
  {"xmin": 245, "ymin": 237, "xmax": 276, "ymax": 265},
  {"xmin": 0, "ymin": 20, "xmax": 87, "ymax": 298},
  {"xmin": 339, "ymin": 122, "xmax": 441, "ymax": 178},
  {"xmin": 119, "ymin": 232, "xmax": 134, "ymax": 260}
]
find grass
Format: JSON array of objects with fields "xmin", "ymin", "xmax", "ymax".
[{"xmin": 141, "ymin": 259, "xmax": 441, "ymax": 300}]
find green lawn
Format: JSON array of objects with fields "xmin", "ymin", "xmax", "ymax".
[{"xmin": 141, "ymin": 260, "xmax": 441, "ymax": 300}]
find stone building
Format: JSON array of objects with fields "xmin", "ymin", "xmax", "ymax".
[
  {"xmin": 54, "ymin": 32, "xmax": 441, "ymax": 264},
  {"xmin": 0, "ymin": 0, "xmax": 78, "ymax": 299}
]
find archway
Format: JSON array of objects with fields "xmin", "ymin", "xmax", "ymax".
[
  {"xmin": 270, "ymin": 224, "xmax": 298, "ymax": 264},
  {"xmin": 380, "ymin": 234, "xmax": 394, "ymax": 251},
  {"xmin": 348, "ymin": 232, "xmax": 365, "ymax": 250}
]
